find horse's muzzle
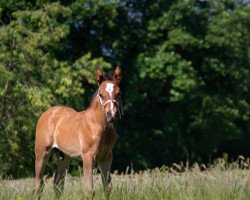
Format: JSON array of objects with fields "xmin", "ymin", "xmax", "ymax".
[{"xmin": 107, "ymin": 111, "xmax": 119, "ymax": 123}]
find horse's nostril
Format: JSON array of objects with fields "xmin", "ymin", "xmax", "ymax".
[{"xmin": 107, "ymin": 111, "xmax": 112, "ymax": 117}]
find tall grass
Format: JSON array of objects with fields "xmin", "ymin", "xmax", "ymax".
[{"xmin": 1, "ymin": 160, "xmax": 250, "ymax": 200}]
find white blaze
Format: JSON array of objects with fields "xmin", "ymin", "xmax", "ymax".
[
  {"xmin": 105, "ymin": 83, "xmax": 114, "ymax": 97},
  {"xmin": 105, "ymin": 83, "xmax": 114, "ymax": 112}
]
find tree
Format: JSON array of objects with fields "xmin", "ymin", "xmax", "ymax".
[{"xmin": 120, "ymin": 0, "xmax": 250, "ymax": 167}]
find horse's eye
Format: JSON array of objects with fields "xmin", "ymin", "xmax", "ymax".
[{"xmin": 99, "ymin": 93, "xmax": 103, "ymax": 98}]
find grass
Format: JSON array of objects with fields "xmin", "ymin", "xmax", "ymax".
[{"xmin": 1, "ymin": 166, "xmax": 250, "ymax": 200}]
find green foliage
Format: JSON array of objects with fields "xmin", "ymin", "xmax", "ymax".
[
  {"xmin": 0, "ymin": 0, "xmax": 250, "ymax": 177},
  {"xmin": 115, "ymin": 0, "xmax": 250, "ymax": 169}
]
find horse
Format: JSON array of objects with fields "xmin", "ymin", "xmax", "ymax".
[{"xmin": 33, "ymin": 67, "xmax": 123, "ymax": 199}]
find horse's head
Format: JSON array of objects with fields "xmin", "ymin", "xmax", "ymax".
[{"xmin": 96, "ymin": 66, "xmax": 123, "ymax": 123}]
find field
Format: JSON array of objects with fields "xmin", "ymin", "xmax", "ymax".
[{"xmin": 1, "ymin": 162, "xmax": 250, "ymax": 200}]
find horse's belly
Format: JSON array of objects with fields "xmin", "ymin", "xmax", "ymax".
[
  {"xmin": 61, "ymin": 146, "xmax": 81, "ymax": 157},
  {"xmin": 54, "ymin": 132, "xmax": 82, "ymax": 158}
]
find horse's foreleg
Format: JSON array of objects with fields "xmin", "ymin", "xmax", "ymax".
[
  {"xmin": 53, "ymin": 154, "xmax": 71, "ymax": 197},
  {"xmin": 82, "ymin": 153, "xmax": 94, "ymax": 200},
  {"xmin": 99, "ymin": 153, "xmax": 113, "ymax": 198},
  {"xmin": 33, "ymin": 148, "xmax": 51, "ymax": 197}
]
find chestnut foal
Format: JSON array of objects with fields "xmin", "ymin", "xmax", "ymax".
[{"xmin": 34, "ymin": 67, "xmax": 122, "ymax": 199}]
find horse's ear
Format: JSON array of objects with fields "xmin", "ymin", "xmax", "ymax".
[
  {"xmin": 114, "ymin": 66, "xmax": 122, "ymax": 84},
  {"xmin": 96, "ymin": 67, "xmax": 104, "ymax": 85}
]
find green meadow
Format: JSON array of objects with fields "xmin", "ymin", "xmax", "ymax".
[{"xmin": 1, "ymin": 164, "xmax": 250, "ymax": 200}]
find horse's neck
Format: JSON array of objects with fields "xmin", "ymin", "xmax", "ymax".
[{"xmin": 87, "ymin": 96, "xmax": 108, "ymax": 128}]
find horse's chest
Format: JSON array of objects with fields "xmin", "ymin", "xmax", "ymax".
[{"xmin": 96, "ymin": 132, "xmax": 116, "ymax": 161}]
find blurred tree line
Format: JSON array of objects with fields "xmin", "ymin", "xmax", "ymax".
[{"xmin": 0, "ymin": 0, "xmax": 250, "ymax": 177}]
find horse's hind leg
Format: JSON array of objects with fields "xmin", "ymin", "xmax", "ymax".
[
  {"xmin": 52, "ymin": 152, "xmax": 71, "ymax": 197},
  {"xmin": 33, "ymin": 146, "xmax": 51, "ymax": 197}
]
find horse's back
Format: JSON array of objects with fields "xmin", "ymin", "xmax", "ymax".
[{"xmin": 36, "ymin": 106, "xmax": 76, "ymax": 130}]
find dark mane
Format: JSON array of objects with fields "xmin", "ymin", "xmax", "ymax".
[{"xmin": 104, "ymin": 73, "xmax": 115, "ymax": 81}]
